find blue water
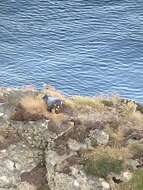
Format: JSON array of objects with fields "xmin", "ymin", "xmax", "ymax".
[{"xmin": 0, "ymin": 0, "xmax": 143, "ymax": 102}]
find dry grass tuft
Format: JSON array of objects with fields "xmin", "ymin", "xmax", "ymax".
[
  {"xmin": 127, "ymin": 111, "xmax": 143, "ymax": 130},
  {"xmin": 117, "ymin": 101, "xmax": 137, "ymax": 118},
  {"xmin": 10, "ymin": 96, "xmax": 48, "ymax": 121},
  {"xmin": 106, "ymin": 127, "xmax": 125, "ymax": 148},
  {"xmin": 70, "ymin": 96, "xmax": 105, "ymax": 113},
  {"xmin": 20, "ymin": 96, "xmax": 47, "ymax": 115},
  {"xmin": 82, "ymin": 147, "xmax": 129, "ymax": 161},
  {"xmin": 64, "ymin": 99, "xmax": 75, "ymax": 110},
  {"xmin": 73, "ymin": 96, "xmax": 103, "ymax": 107}
]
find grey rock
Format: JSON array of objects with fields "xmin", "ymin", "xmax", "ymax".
[
  {"xmin": 122, "ymin": 171, "xmax": 132, "ymax": 182},
  {"xmin": 89, "ymin": 130, "xmax": 109, "ymax": 146},
  {"xmin": 17, "ymin": 182, "xmax": 36, "ymax": 190},
  {"xmin": 51, "ymin": 173, "xmax": 77, "ymax": 190},
  {"xmin": 67, "ymin": 138, "xmax": 88, "ymax": 151},
  {"xmin": 45, "ymin": 150, "xmax": 103, "ymax": 190},
  {"xmin": 99, "ymin": 179, "xmax": 110, "ymax": 190},
  {"xmin": 96, "ymin": 131, "xmax": 109, "ymax": 145},
  {"xmin": 0, "ymin": 143, "xmax": 40, "ymax": 188}
]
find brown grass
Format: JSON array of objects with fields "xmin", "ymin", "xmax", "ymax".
[
  {"xmin": 106, "ymin": 127, "xmax": 125, "ymax": 148},
  {"xmin": 20, "ymin": 96, "xmax": 47, "ymax": 115},
  {"xmin": 73, "ymin": 96, "xmax": 104, "ymax": 108},
  {"xmin": 82, "ymin": 147, "xmax": 129, "ymax": 161},
  {"xmin": 11, "ymin": 96, "xmax": 49, "ymax": 121}
]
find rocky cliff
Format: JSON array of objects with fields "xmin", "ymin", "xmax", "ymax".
[{"xmin": 0, "ymin": 86, "xmax": 142, "ymax": 190}]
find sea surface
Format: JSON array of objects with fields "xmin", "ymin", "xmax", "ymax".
[{"xmin": 0, "ymin": 0, "xmax": 143, "ymax": 102}]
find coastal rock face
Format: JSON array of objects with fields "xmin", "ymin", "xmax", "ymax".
[
  {"xmin": 0, "ymin": 88, "xmax": 109, "ymax": 190},
  {"xmin": 0, "ymin": 142, "xmax": 40, "ymax": 189},
  {"xmin": 0, "ymin": 87, "xmax": 143, "ymax": 190},
  {"xmin": 45, "ymin": 150, "xmax": 102, "ymax": 190},
  {"xmin": 17, "ymin": 182, "xmax": 36, "ymax": 190}
]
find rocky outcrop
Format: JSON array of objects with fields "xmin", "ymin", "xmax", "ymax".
[{"xmin": 0, "ymin": 87, "xmax": 142, "ymax": 190}]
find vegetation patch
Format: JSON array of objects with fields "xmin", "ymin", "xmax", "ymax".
[
  {"xmin": 84, "ymin": 157, "xmax": 123, "ymax": 178},
  {"xmin": 10, "ymin": 96, "xmax": 49, "ymax": 121},
  {"xmin": 101, "ymin": 99, "xmax": 114, "ymax": 107},
  {"xmin": 116, "ymin": 170, "xmax": 143, "ymax": 190},
  {"xmin": 3, "ymin": 86, "xmax": 143, "ymax": 189},
  {"xmin": 72, "ymin": 96, "xmax": 105, "ymax": 112},
  {"xmin": 106, "ymin": 127, "xmax": 125, "ymax": 147},
  {"xmin": 83, "ymin": 147, "xmax": 127, "ymax": 178},
  {"xmin": 128, "ymin": 143, "xmax": 143, "ymax": 159}
]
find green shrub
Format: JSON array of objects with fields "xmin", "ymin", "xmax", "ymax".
[
  {"xmin": 84, "ymin": 157, "xmax": 123, "ymax": 178},
  {"xmin": 101, "ymin": 100, "xmax": 113, "ymax": 107}
]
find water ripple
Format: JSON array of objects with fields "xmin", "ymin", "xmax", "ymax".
[{"xmin": 0, "ymin": 0, "xmax": 143, "ymax": 102}]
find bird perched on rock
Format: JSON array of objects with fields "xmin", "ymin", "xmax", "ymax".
[{"xmin": 42, "ymin": 95, "xmax": 64, "ymax": 114}]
